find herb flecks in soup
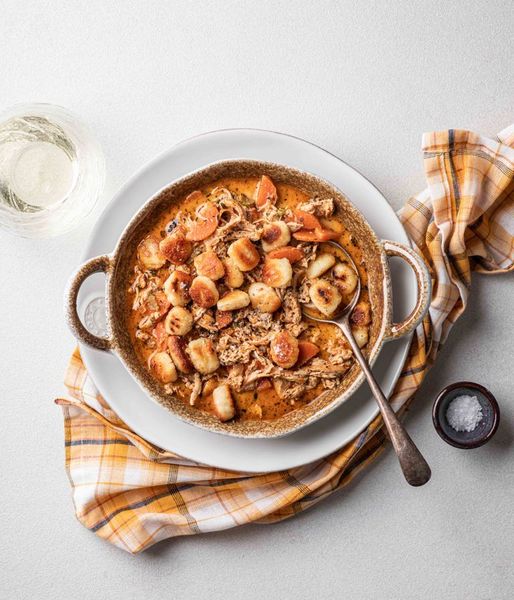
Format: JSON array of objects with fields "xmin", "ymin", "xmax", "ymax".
[{"xmin": 127, "ymin": 176, "xmax": 371, "ymax": 423}]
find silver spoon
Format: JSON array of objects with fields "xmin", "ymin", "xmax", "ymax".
[{"xmin": 304, "ymin": 241, "xmax": 431, "ymax": 487}]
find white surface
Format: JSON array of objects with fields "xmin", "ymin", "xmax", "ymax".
[
  {"xmin": 79, "ymin": 128, "xmax": 417, "ymax": 471},
  {"xmin": 0, "ymin": 1, "xmax": 513, "ymax": 599}
]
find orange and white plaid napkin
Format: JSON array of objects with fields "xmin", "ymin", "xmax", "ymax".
[{"xmin": 56, "ymin": 125, "xmax": 514, "ymax": 553}]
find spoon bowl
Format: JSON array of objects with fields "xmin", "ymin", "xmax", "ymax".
[
  {"xmin": 303, "ymin": 240, "xmax": 431, "ymax": 487},
  {"xmin": 303, "ymin": 240, "xmax": 361, "ymax": 322}
]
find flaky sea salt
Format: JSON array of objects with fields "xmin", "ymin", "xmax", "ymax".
[{"xmin": 446, "ymin": 395, "xmax": 483, "ymax": 432}]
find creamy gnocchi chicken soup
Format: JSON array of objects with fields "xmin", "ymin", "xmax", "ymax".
[{"xmin": 127, "ymin": 175, "xmax": 371, "ymax": 423}]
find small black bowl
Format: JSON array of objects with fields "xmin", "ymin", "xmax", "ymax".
[{"xmin": 432, "ymin": 382, "xmax": 500, "ymax": 449}]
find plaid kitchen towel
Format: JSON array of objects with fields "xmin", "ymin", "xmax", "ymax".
[{"xmin": 56, "ymin": 125, "xmax": 514, "ymax": 553}]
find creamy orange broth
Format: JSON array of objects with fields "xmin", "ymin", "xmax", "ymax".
[{"xmin": 127, "ymin": 177, "xmax": 370, "ymax": 421}]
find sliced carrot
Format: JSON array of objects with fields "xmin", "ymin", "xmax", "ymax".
[
  {"xmin": 293, "ymin": 227, "xmax": 340, "ymax": 242},
  {"xmin": 185, "ymin": 202, "xmax": 219, "ymax": 241},
  {"xmin": 152, "ymin": 321, "xmax": 168, "ymax": 350},
  {"xmin": 255, "ymin": 175, "xmax": 277, "ymax": 209},
  {"xmin": 197, "ymin": 202, "xmax": 218, "ymax": 220},
  {"xmin": 292, "ymin": 209, "xmax": 322, "ymax": 230},
  {"xmin": 267, "ymin": 246, "xmax": 305, "ymax": 263},
  {"xmin": 296, "ymin": 341, "xmax": 320, "ymax": 366}
]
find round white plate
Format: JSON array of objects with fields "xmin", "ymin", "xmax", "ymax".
[{"xmin": 78, "ymin": 129, "xmax": 416, "ymax": 473}]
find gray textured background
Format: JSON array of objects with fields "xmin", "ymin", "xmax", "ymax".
[{"xmin": 1, "ymin": 2, "xmax": 513, "ymax": 599}]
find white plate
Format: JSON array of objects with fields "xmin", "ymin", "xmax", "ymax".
[{"xmin": 78, "ymin": 129, "xmax": 415, "ymax": 473}]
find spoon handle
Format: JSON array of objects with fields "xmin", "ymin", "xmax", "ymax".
[{"xmin": 340, "ymin": 322, "xmax": 431, "ymax": 487}]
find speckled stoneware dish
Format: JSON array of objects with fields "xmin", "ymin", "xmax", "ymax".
[
  {"xmin": 65, "ymin": 160, "xmax": 431, "ymax": 438},
  {"xmin": 432, "ymin": 381, "xmax": 500, "ymax": 449}
]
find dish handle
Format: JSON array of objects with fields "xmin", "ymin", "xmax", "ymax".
[
  {"xmin": 381, "ymin": 240, "xmax": 432, "ymax": 341},
  {"xmin": 64, "ymin": 255, "xmax": 114, "ymax": 351}
]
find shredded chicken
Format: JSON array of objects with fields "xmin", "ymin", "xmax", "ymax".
[
  {"xmin": 163, "ymin": 382, "xmax": 181, "ymax": 395},
  {"xmin": 130, "ymin": 266, "xmax": 148, "ymax": 294},
  {"xmin": 244, "ymin": 309, "xmax": 280, "ymax": 332},
  {"xmin": 242, "ymin": 353, "xmax": 276, "ymax": 387},
  {"xmin": 273, "ymin": 377, "xmax": 319, "ymax": 401},
  {"xmin": 138, "ymin": 311, "xmax": 159, "ymax": 329},
  {"xmin": 298, "ymin": 197, "xmax": 335, "ymax": 217},
  {"xmin": 281, "ymin": 290, "xmax": 306, "ymax": 337},
  {"xmin": 297, "ymin": 278, "xmax": 312, "ymax": 304},
  {"xmin": 131, "ymin": 275, "xmax": 159, "ymax": 311},
  {"xmin": 276, "ymin": 361, "xmax": 349, "ymax": 381},
  {"xmin": 135, "ymin": 330, "xmax": 155, "ymax": 348},
  {"xmin": 206, "ymin": 195, "xmax": 261, "ymax": 251},
  {"xmin": 196, "ymin": 311, "xmax": 218, "ymax": 332},
  {"xmin": 217, "ymin": 325, "xmax": 275, "ymax": 366},
  {"xmin": 189, "ymin": 373, "xmax": 202, "ymax": 406},
  {"xmin": 191, "ymin": 305, "xmax": 207, "ymax": 322},
  {"xmin": 326, "ymin": 338, "xmax": 353, "ymax": 364},
  {"xmin": 226, "ymin": 364, "xmax": 245, "ymax": 392},
  {"xmin": 273, "ymin": 378, "xmax": 303, "ymax": 401},
  {"xmin": 242, "ymin": 352, "xmax": 348, "ymax": 388},
  {"xmin": 285, "ymin": 220, "xmax": 303, "ymax": 233},
  {"xmin": 321, "ymin": 378, "xmax": 340, "ymax": 390}
]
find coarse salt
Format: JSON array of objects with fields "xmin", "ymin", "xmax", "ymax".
[{"xmin": 446, "ymin": 394, "xmax": 483, "ymax": 432}]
